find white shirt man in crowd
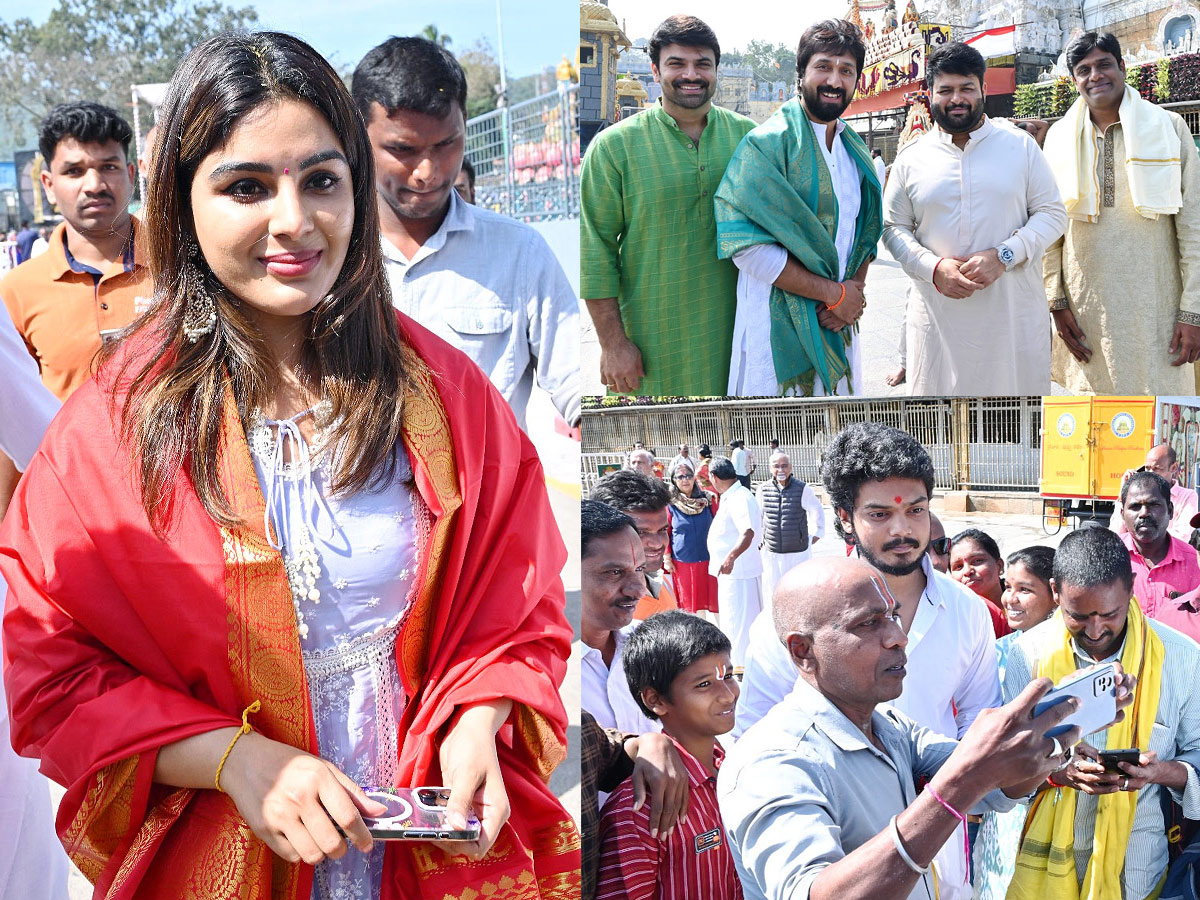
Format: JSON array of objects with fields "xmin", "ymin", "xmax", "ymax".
[
  {"xmin": 579, "ymin": 500, "xmax": 660, "ymax": 736},
  {"xmin": 756, "ymin": 450, "xmax": 824, "ymax": 609},
  {"xmin": 883, "ymin": 41, "xmax": 1066, "ymax": 395},
  {"xmin": 707, "ymin": 455, "xmax": 763, "ymax": 671},
  {"xmin": 734, "ymin": 422, "xmax": 999, "ymax": 896},
  {"xmin": 352, "ymin": 36, "xmax": 580, "ymax": 431}
]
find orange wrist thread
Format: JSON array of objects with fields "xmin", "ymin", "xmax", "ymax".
[{"xmin": 828, "ymin": 282, "xmax": 847, "ymax": 311}]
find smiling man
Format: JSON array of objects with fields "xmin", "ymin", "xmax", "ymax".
[
  {"xmin": 352, "ymin": 37, "xmax": 579, "ymax": 431},
  {"xmin": 717, "ymin": 19, "xmax": 882, "ymax": 396},
  {"xmin": 883, "ymin": 41, "xmax": 1066, "ymax": 396},
  {"xmin": 1042, "ymin": 31, "xmax": 1200, "ymax": 394},
  {"xmin": 581, "ymin": 15, "xmax": 755, "ymax": 395},
  {"xmin": 591, "ymin": 469, "xmax": 679, "ymax": 620},
  {"xmin": 580, "ymin": 499, "xmax": 661, "ymax": 736},
  {"xmin": 1003, "ymin": 526, "xmax": 1200, "ymax": 900}
]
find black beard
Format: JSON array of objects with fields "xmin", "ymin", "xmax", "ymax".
[
  {"xmin": 801, "ymin": 81, "xmax": 850, "ymax": 122},
  {"xmin": 931, "ymin": 99, "xmax": 984, "ymax": 134},
  {"xmin": 856, "ymin": 539, "xmax": 927, "ymax": 577}
]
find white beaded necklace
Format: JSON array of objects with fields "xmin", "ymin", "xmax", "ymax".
[{"xmin": 247, "ymin": 399, "xmax": 335, "ymax": 639}]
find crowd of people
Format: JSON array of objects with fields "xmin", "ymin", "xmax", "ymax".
[
  {"xmin": 581, "ymin": 422, "xmax": 1200, "ymax": 900},
  {"xmin": 581, "ymin": 16, "xmax": 1200, "ymax": 397},
  {"xmin": 0, "ymin": 30, "xmax": 581, "ymax": 900}
]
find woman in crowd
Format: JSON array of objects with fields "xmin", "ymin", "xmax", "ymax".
[
  {"xmin": 973, "ymin": 545, "xmax": 1058, "ymax": 899},
  {"xmin": 666, "ymin": 459, "xmax": 719, "ymax": 616},
  {"xmin": 695, "ymin": 443, "xmax": 715, "ymax": 495},
  {"xmin": 0, "ymin": 32, "xmax": 576, "ymax": 900},
  {"xmin": 950, "ymin": 528, "xmax": 1011, "ymax": 637}
]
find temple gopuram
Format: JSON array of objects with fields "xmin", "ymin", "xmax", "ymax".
[{"xmin": 578, "ymin": 0, "xmax": 631, "ymax": 152}]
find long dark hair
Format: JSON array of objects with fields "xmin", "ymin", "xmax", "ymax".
[{"xmin": 105, "ymin": 31, "xmax": 418, "ymax": 530}]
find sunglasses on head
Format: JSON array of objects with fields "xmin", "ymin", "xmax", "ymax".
[{"xmin": 929, "ymin": 537, "xmax": 951, "ymax": 555}]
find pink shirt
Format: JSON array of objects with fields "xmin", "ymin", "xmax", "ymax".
[
  {"xmin": 1121, "ymin": 531, "xmax": 1200, "ymax": 619},
  {"xmin": 1110, "ymin": 483, "xmax": 1200, "ymax": 543},
  {"xmin": 1149, "ymin": 587, "xmax": 1200, "ymax": 644}
]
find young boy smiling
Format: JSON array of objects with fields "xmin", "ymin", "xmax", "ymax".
[{"xmin": 595, "ymin": 610, "xmax": 743, "ymax": 899}]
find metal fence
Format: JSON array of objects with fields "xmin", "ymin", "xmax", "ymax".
[
  {"xmin": 465, "ymin": 85, "xmax": 579, "ymax": 222},
  {"xmin": 581, "ymin": 396, "xmax": 1044, "ymax": 495}
]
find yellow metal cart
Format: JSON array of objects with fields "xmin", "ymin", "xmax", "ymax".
[{"xmin": 1040, "ymin": 397, "xmax": 1156, "ymax": 534}]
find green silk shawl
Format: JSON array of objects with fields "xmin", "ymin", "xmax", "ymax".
[{"xmin": 715, "ymin": 98, "xmax": 882, "ymax": 394}]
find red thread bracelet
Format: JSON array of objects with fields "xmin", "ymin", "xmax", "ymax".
[
  {"xmin": 829, "ymin": 282, "xmax": 847, "ymax": 310},
  {"xmin": 933, "ymin": 258, "xmax": 946, "ymax": 295}
]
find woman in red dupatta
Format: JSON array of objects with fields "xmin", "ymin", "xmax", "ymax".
[{"xmin": 0, "ymin": 31, "xmax": 578, "ymax": 900}]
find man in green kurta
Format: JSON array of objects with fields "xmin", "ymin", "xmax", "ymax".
[
  {"xmin": 581, "ymin": 14, "xmax": 754, "ymax": 396},
  {"xmin": 1042, "ymin": 30, "xmax": 1200, "ymax": 394}
]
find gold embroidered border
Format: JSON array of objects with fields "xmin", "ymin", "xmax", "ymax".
[
  {"xmin": 515, "ymin": 704, "xmax": 567, "ymax": 783},
  {"xmin": 62, "ymin": 755, "xmax": 140, "ymax": 884},
  {"xmin": 397, "ymin": 359, "xmax": 461, "ymax": 687},
  {"xmin": 105, "ymin": 788, "xmax": 192, "ymax": 898}
]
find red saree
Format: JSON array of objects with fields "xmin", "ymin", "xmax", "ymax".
[{"xmin": 0, "ymin": 313, "xmax": 580, "ymax": 899}]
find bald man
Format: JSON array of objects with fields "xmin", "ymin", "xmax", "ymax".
[
  {"xmin": 756, "ymin": 450, "xmax": 825, "ymax": 609},
  {"xmin": 718, "ymin": 557, "xmax": 1130, "ymax": 900},
  {"xmin": 627, "ymin": 448, "xmax": 656, "ymax": 478},
  {"xmin": 1108, "ymin": 443, "xmax": 1199, "ymax": 542}
]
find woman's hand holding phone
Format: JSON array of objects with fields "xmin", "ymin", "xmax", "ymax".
[{"xmin": 437, "ymin": 698, "xmax": 514, "ymax": 861}]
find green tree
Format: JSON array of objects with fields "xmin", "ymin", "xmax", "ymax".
[
  {"xmin": 0, "ymin": 0, "xmax": 258, "ymax": 151},
  {"xmin": 729, "ymin": 39, "xmax": 796, "ymax": 86},
  {"xmin": 457, "ymin": 38, "xmax": 501, "ymax": 119},
  {"xmin": 421, "ymin": 24, "xmax": 451, "ymax": 48}
]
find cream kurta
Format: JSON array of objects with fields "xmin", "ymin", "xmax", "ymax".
[
  {"xmin": 1044, "ymin": 113, "xmax": 1200, "ymax": 394},
  {"xmin": 883, "ymin": 117, "xmax": 1067, "ymax": 395}
]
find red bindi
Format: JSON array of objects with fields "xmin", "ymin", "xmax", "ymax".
[{"xmin": 894, "ymin": 496, "xmax": 903, "ymax": 504}]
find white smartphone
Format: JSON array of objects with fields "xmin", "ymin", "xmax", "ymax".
[{"xmin": 1032, "ymin": 662, "xmax": 1119, "ymax": 740}]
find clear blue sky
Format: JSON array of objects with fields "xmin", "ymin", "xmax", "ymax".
[{"xmin": 0, "ymin": 0, "xmax": 574, "ymax": 77}]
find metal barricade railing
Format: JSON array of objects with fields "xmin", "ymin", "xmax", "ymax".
[
  {"xmin": 581, "ymin": 396, "xmax": 1044, "ymax": 492},
  {"xmin": 465, "ymin": 85, "xmax": 579, "ymax": 222}
]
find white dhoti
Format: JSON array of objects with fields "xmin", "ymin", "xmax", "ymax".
[
  {"xmin": 760, "ymin": 548, "xmax": 811, "ymax": 613},
  {"xmin": 0, "ymin": 575, "xmax": 71, "ymax": 900},
  {"xmin": 718, "ymin": 575, "xmax": 762, "ymax": 669}
]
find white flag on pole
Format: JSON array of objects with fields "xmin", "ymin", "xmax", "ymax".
[{"xmin": 964, "ymin": 24, "xmax": 1018, "ymax": 59}]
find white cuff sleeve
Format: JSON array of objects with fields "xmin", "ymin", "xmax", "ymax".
[{"xmin": 733, "ymin": 243, "xmax": 788, "ymax": 285}]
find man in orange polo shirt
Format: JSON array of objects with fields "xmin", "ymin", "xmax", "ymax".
[
  {"xmin": 0, "ymin": 101, "xmax": 150, "ymax": 513},
  {"xmin": 591, "ymin": 470, "xmax": 680, "ymax": 620}
]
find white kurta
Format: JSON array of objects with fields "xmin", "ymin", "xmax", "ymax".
[
  {"xmin": 882, "ymin": 117, "xmax": 1067, "ymax": 395},
  {"xmin": 728, "ymin": 118, "xmax": 864, "ymax": 396},
  {"xmin": 708, "ymin": 482, "xmax": 763, "ymax": 667}
]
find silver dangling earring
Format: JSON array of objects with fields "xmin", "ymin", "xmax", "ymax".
[{"xmin": 180, "ymin": 238, "xmax": 217, "ymax": 342}]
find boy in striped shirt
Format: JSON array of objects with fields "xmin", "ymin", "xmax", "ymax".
[{"xmin": 595, "ymin": 610, "xmax": 743, "ymax": 900}]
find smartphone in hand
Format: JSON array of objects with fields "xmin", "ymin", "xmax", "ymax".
[
  {"xmin": 361, "ymin": 786, "xmax": 482, "ymax": 841},
  {"xmin": 1098, "ymin": 748, "xmax": 1141, "ymax": 773}
]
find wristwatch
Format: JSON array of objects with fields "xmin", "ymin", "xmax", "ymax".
[{"xmin": 995, "ymin": 244, "xmax": 1016, "ymax": 270}]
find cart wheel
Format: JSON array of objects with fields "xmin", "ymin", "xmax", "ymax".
[{"xmin": 1042, "ymin": 499, "xmax": 1063, "ymax": 535}]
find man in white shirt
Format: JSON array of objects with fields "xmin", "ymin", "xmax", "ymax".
[
  {"xmin": 729, "ymin": 439, "xmax": 751, "ymax": 489},
  {"xmin": 883, "ymin": 41, "xmax": 1067, "ymax": 396},
  {"xmin": 1108, "ymin": 443, "xmax": 1199, "ymax": 542},
  {"xmin": 756, "ymin": 450, "xmax": 825, "ymax": 609},
  {"xmin": 0, "ymin": 300, "xmax": 68, "ymax": 899},
  {"xmin": 352, "ymin": 37, "xmax": 580, "ymax": 431},
  {"xmin": 579, "ymin": 499, "xmax": 661, "ymax": 735},
  {"xmin": 734, "ymin": 422, "xmax": 999, "ymax": 897},
  {"xmin": 715, "ymin": 20, "xmax": 882, "ymax": 396},
  {"xmin": 707, "ymin": 456, "xmax": 764, "ymax": 671}
]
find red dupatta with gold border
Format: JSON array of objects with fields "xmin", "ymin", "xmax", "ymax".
[{"xmin": 0, "ymin": 313, "xmax": 579, "ymax": 899}]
